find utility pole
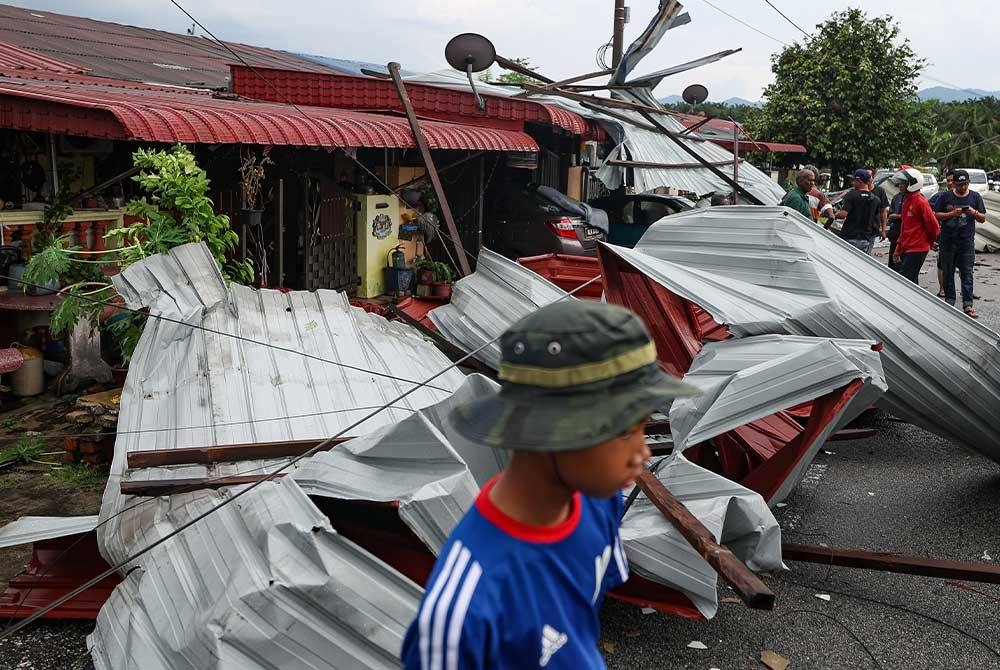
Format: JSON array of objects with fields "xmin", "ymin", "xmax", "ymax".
[{"xmin": 611, "ymin": 0, "xmax": 627, "ymax": 68}]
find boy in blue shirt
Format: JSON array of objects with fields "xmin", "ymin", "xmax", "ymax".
[{"xmin": 401, "ymin": 301, "xmax": 698, "ymax": 669}]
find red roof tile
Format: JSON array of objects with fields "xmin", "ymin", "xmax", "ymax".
[
  {"xmin": 0, "ymin": 41, "xmax": 88, "ymax": 74},
  {"xmin": 230, "ymin": 66, "xmax": 591, "ymax": 135},
  {"xmin": 0, "ymin": 70, "xmax": 538, "ymax": 151}
]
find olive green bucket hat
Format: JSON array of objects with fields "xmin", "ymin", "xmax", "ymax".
[{"xmin": 449, "ymin": 301, "xmax": 701, "ymax": 452}]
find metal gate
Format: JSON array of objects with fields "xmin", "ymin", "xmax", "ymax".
[{"xmin": 304, "ymin": 176, "xmax": 357, "ymax": 292}]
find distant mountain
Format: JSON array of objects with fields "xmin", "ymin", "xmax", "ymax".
[
  {"xmin": 657, "ymin": 95, "xmax": 761, "ymax": 107},
  {"xmin": 918, "ymin": 86, "xmax": 1000, "ymax": 103},
  {"xmin": 721, "ymin": 97, "xmax": 761, "ymax": 107}
]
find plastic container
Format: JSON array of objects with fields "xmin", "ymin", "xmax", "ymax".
[{"xmin": 11, "ymin": 344, "xmax": 44, "ymax": 396}]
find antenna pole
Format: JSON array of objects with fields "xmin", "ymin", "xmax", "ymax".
[{"xmin": 612, "ymin": 0, "xmax": 627, "ymax": 68}]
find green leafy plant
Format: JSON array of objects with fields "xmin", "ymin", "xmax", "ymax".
[
  {"xmin": 0, "ymin": 434, "xmax": 49, "ymax": 466},
  {"xmin": 432, "ymin": 261, "xmax": 454, "ymax": 284},
  {"xmin": 23, "ymin": 144, "xmax": 253, "ymax": 363},
  {"xmin": 32, "ymin": 194, "xmax": 75, "ymax": 251}
]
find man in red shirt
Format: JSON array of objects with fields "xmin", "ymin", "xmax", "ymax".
[{"xmin": 891, "ymin": 168, "xmax": 940, "ymax": 284}]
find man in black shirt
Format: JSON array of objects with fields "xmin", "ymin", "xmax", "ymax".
[
  {"xmin": 934, "ymin": 169, "xmax": 987, "ymax": 317},
  {"xmin": 835, "ymin": 169, "xmax": 881, "ymax": 253}
]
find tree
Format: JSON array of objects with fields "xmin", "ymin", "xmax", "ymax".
[
  {"xmin": 746, "ymin": 9, "xmax": 931, "ymax": 182},
  {"xmin": 927, "ymin": 97, "xmax": 1000, "ymax": 170},
  {"xmin": 493, "ymin": 57, "xmax": 542, "ymax": 85}
]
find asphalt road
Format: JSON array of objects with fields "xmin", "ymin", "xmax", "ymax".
[
  {"xmin": 2, "ymin": 253, "xmax": 1000, "ymax": 670},
  {"xmin": 602, "ymin": 251, "xmax": 1000, "ymax": 670}
]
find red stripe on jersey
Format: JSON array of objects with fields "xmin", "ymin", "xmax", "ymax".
[{"xmin": 476, "ymin": 475, "xmax": 582, "ymax": 544}]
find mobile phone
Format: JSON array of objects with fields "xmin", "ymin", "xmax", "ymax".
[{"xmin": 962, "ymin": 206, "xmax": 970, "ymax": 212}]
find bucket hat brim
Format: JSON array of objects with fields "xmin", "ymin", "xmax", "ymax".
[{"xmin": 449, "ymin": 364, "xmax": 700, "ymax": 452}]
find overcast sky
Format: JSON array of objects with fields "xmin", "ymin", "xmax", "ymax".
[{"xmin": 11, "ymin": 0, "xmax": 1000, "ymax": 100}]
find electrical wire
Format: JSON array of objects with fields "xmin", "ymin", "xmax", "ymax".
[
  {"xmin": 0, "ymin": 271, "xmax": 603, "ymax": 641},
  {"xmin": 0, "ymin": 275, "xmax": 454, "ymax": 394},
  {"xmin": 762, "ymin": 0, "xmax": 810, "ymax": 38},
  {"xmin": 0, "ymin": 405, "xmax": 420, "ymax": 443},
  {"xmin": 691, "ymin": 0, "xmax": 788, "ymax": 46},
  {"xmin": 781, "ymin": 578, "xmax": 1000, "ymax": 659},
  {"xmin": 777, "ymin": 609, "xmax": 886, "ymax": 670},
  {"xmin": 0, "ymin": 0, "xmax": 608, "ymax": 641}
]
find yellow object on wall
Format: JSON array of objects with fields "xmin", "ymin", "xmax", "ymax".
[{"xmin": 354, "ymin": 194, "xmax": 400, "ymax": 298}]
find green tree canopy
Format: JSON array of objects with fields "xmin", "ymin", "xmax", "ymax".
[
  {"xmin": 746, "ymin": 8, "xmax": 931, "ymax": 180},
  {"xmin": 925, "ymin": 97, "xmax": 1000, "ymax": 171},
  {"xmin": 493, "ymin": 57, "xmax": 542, "ymax": 85}
]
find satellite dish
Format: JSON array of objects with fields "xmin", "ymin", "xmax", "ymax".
[
  {"xmin": 445, "ymin": 33, "xmax": 496, "ymax": 112},
  {"xmin": 682, "ymin": 83, "xmax": 709, "ymax": 105}
]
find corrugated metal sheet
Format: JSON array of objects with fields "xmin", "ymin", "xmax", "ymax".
[
  {"xmin": 91, "ymin": 242, "xmax": 468, "ymax": 669},
  {"xmin": 595, "ymin": 110, "xmax": 787, "ymax": 203},
  {"xmin": 0, "ymin": 40, "xmax": 89, "ymax": 74},
  {"xmin": 0, "ymin": 515, "xmax": 98, "ymax": 548},
  {"xmin": 620, "ymin": 452, "xmax": 780, "ymax": 618},
  {"xmin": 0, "ymin": 70, "xmax": 539, "ymax": 150},
  {"xmin": 294, "ymin": 372, "xmax": 782, "ymax": 620},
  {"xmin": 669, "ymin": 335, "xmax": 886, "ymax": 503},
  {"xmin": 0, "ymin": 4, "xmax": 335, "ymax": 88},
  {"xmin": 428, "ymin": 249, "xmax": 570, "ymax": 369},
  {"xmin": 230, "ymin": 65, "xmax": 591, "ymax": 135},
  {"xmin": 606, "ymin": 206, "xmax": 1000, "ymax": 463}
]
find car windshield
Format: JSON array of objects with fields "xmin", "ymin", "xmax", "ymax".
[{"xmin": 968, "ymin": 171, "xmax": 987, "ymax": 184}]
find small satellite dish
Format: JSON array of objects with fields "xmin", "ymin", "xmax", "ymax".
[
  {"xmin": 682, "ymin": 84, "xmax": 709, "ymax": 105},
  {"xmin": 445, "ymin": 33, "xmax": 496, "ymax": 112}
]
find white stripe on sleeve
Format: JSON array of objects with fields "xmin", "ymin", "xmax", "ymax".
[
  {"xmin": 419, "ymin": 541, "xmax": 463, "ymax": 670},
  {"xmin": 430, "ymin": 546, "xmax": 472, "ymax": 670},
  {"xmin": 613, "ymin": 537, "xmax": 629, "ymax": 583},
  {"xmin": 445, "ymin": 560, "xmax": 483, "ymax": 670}
]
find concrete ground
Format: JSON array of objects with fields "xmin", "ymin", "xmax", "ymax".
[{"xmin": 2, "ymin": 253, "xmax": 999, "ymax": 670}]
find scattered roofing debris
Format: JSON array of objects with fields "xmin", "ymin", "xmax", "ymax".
[
  {"xmin": 91, "ymin": 242, "xmax": 465, "ymax": 669},
  {"xmin": 429, "ymin": 249, "xmax": 570, "ymax": 369},
  {"xmin": 600, "ymin": 206, "xmax": 1000, "ymax": 463},
  {"xmin": 5, "ymin": 242, "xmax": 778, "ymax": 666}
]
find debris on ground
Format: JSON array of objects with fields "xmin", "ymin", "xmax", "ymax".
[{"xmin": 760, "ymin": 649, "xmax": 792, "ymax": 670}]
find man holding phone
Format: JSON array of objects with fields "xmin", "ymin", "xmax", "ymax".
[{"xmin": 934, "ymin": 170, "xmax": 987, "ymax": 318}]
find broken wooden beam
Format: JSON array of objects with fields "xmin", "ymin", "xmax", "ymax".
[
  {"xmin": 782, "ymin": 543, "xmax": 1000, "ymax": 584},
  {"xmin": 388, "ymin": 61, "xmax": 472, "ymax": 277},
  {"xmin": 126, "ymin": 437, "xmax": 352, "ymax": 469},
  {"xmin": 635, "ymin": 468, "xmax": 775, "ymax": 610},
  {"xmin": 121, "ymin": 474, "xmax": 284, "ymax": 497}
]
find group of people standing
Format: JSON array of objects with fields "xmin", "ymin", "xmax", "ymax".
[{"xmin": 781, "ymin": 166, "xmax": 987, "ymax": 319}]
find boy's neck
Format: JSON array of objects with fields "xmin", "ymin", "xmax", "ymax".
[{"xmin": 488, "ymin": 452, "xmax": 574, "ymax": 528}]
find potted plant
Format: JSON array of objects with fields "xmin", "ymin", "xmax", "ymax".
[
  {"xmin": 414, "ymin": 258, "xmax": 437, "ymax": 296},
  {"xmin": 238, "ymin": 150, "xmax": 272, "ymax": 229},
  {"xmin": 430, "ymin": 261, "xmax": 454, "ymax": 299}
]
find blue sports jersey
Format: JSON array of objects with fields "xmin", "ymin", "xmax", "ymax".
[{"xmin": 401, "ymin": 476, "xmax": 629, "ymax": 670}]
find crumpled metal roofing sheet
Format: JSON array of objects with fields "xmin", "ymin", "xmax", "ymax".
[
  {"xmin": 0, "ymin": 515, "xmax": 99, "ymax": 548},
  {"xmin": 669, "ymin": 335, "xmax": 886, "ymax": 504},
  {"xmin": 620, "ymin": 451, "xmax": 780, "ymax": 617},
  {"xmin": 294, "ymin": 372, "xmax": 782, "ymax": 620},
  {"xmin": 605, "ymin": 206, "xmax": 1000, "ymax": 462},
  {"xmin": 429, "ymin": 249, "xmax": 571, "ymax": 369},
  {"xmin": 90, "ymin": 242, "xmax": 467, "ymax": 669},
  {"xmin": 0, "ymin": 70, "xmax": 539, "ymax": 151},
  {"xmin": 595, "ymin": 110, "xmax": 787, "ymax": 203}
]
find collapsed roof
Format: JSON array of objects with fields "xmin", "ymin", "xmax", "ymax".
[
  {"xmin": 81, "ymin": 242, "xmax": 783, "ymax": 668},
  {"xmin": 603, "ymin": 205, "xmax": 1000, "ymax": 463}
]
